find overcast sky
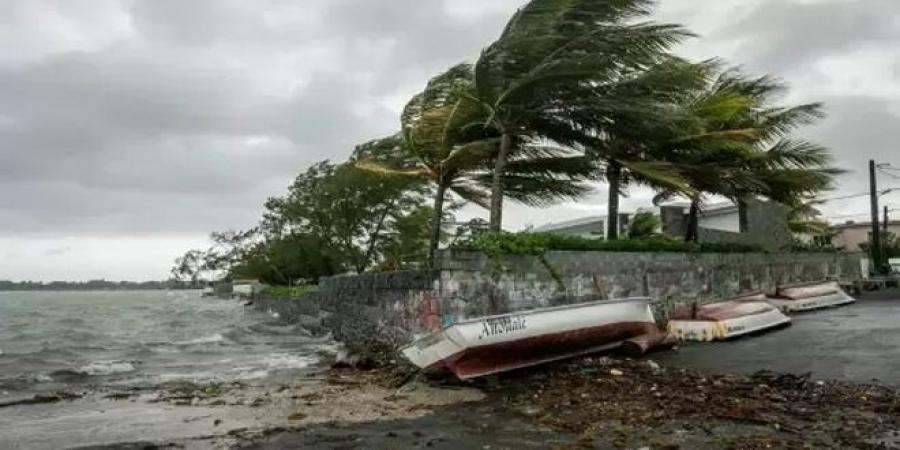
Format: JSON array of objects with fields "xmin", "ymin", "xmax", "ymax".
[{"xmin": 2, "ymin": 0, "xmax": 899, "ymax": 281}]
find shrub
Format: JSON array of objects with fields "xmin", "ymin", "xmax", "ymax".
[{"xmin": 455, "ymin": 232, "xmax": 763, "ymax": 255}]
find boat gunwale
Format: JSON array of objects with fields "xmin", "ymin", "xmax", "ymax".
[
  {"xmin": 668, "ymin": 301, "xmax": 781, "ymax": 323},
  {"xmin": 449, "ymin": 297, "xmax": 656, "ymax": 327}
]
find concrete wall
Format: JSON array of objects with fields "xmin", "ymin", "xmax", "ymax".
[
  {"xmin": 663, "ymin": 200, "xmax": 793, "ymax": 251},
  {"xmin": 310, "ymin": 250, "xmax": 863, "ymax": 356}
]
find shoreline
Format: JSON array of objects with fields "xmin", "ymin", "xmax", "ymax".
[{"xmin": 52, "ymin": 355, "xmax": 900, "ymax": 450}]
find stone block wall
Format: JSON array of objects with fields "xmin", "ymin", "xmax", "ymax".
[
  {"xmin": 435, "ymin": 250, "xmax": 862, "ymax": 325},
  {"xmin": 291, "ymin": 251, "xmax": 864, "ymax": 356}
]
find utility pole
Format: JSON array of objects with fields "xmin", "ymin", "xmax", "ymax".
[
  {"xmin": 870, "ymin": 160, "xmax": 883, "ymax": 274},
  {"xmin": 885, "ymin": 205, "xmax": 890, "ymax": 236}
]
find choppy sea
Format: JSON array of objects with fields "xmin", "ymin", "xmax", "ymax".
[{"xmin": 0, "ymin": 290, "xmax": 329, "ymax": 400}]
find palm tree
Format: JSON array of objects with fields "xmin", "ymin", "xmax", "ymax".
[
  {"xmin": 356, "ymin": 65, "xmax": 495, "ymax": 267},
  {"xmin": 472, "ymin": 0, "xmax": 693, "ymax": 231},
  {"xmin": 556, "ymin": 57, "xmax": 712, "ymax": 239},
  {"xmin": 357, "ymin": 64, "xmax": 591, "ymax": 266},
  {"xmin": 654, "ymin": 69, "xmax": 842, "ymax": 241}
]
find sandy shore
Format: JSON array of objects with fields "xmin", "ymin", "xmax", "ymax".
[{"xmin": 46, "ymin": 354, "xmax": 895, "ymax": 450}]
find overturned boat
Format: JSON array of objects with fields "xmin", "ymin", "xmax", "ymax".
[
  {"xmin": 767, "ymin": 280, "xmax": 856, "ymax": 313},
  {"xmin": 668, "ymin": 298, "xmax": 791, "ymax": 342},
  {"xmin": 401, "ymin": 297, "xmax": 667, "ymax": 380}
]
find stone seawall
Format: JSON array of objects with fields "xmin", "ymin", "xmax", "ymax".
[
  {"xmin": 257, "ymin": 251, "xmax": 864, "ymax": 357},
  {"xmin": 437, "ymin": 251, "xmax": 864, "ymax": 324}
]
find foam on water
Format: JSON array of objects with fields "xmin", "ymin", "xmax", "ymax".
[
  {"xmin": 0, "ymin": 290, "xmax": 325, "ymax": 392},
  {"xmin": 78, "ymin": 361, "xmax": 137, "ymax": 376},
  {"xmin": 176, "ymin": 333, "xmax": 227, "ymax": 345}
]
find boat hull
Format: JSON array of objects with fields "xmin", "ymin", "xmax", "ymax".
[
  {"xmin": 401, "ymin": 298, "xmax": 659, "ymax": 379},
  {"xmin": 668, "ymin": 302, "xmax": 791, "ymax": 341},
  {"xmin": 768, "ymin": 281, "xmax": 856, "ymax": 312}
]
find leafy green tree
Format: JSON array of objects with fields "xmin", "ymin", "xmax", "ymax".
[
  {"xmin": 230, "ymin": 234, "xmax": 342, "ymax": 284},
  {"xmin": 171, "ymin": 249, "xmax": 205, "ymax": 286},
  {"xmin": 263, "ymin": 149, "xmax": 428, "ymax": 273},
  {"xmin": 472, "ymin": 0, "xmax": 692, "ymax": 231}
]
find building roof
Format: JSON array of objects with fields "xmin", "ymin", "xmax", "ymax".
[
  {"xmin": 534, "ymin": 212, "xmax": 637, "ymax": 233},
  {"xmin": 660, "ymin": 201, "xmax": 738, "ymax": 217},
  {"xmin": 533, "ymin": 215, "xmax": 606, "ymax": 232},
  {"xmin": 832, "ymin": 220, "xmax": 900, "ymax": 230}
]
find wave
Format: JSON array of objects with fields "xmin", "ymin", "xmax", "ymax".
[
  {"xmin": 78, "ymin": 360, "xmax": 136, "ymax": 376},
  {"xmin": 262, "ymin": 353, "xmax": 316, "ymax": 370},
  {"xmin": 175, "ymin": 334, "xmax": 227, "ymax": 345}
]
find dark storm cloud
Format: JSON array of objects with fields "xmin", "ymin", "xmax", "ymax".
[{"xmin": 0, "ymin": 0, "xmax": 518, "ymax": 237}]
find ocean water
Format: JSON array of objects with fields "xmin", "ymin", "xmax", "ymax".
[{"xmin": 0, "ymin": 290, "xmax": 329, "ymax": 399}]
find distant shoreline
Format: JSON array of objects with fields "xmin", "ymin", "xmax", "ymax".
[{"xmin": 0, "ymin": 286, "xmax": 201, "ymax": 292}]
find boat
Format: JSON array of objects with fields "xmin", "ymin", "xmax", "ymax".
[
  {"xmin": 667, "ymin": 298, "xmax": 791, "ymax": 342},
  {"xmin": 401, "ymin": 297, "xmax": 665, "ymax": 380},
  {"xmin": 766, "ymin": 280, "xmax": 856, "ymax": 312}
]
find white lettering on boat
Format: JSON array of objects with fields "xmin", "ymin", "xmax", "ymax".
[{"xmin": 477, "ymin": 316, "xmax": 527, "ymax": 340}]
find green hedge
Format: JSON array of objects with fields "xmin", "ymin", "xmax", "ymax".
[
  {"xmin": 455, "ymin": 232, "xmax": 763, "ymax": 256},
  {"xmin": 259, "ymin": 285, "xmax": 319, "ymax": 300}
]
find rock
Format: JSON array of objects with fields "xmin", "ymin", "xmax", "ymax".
[
  {"xmin": 214, "ymin": 419, "xmax": 223, "ymax": 426},
  {"xmin": 519, "ymin": 406, "xmax": 543, "ymax": 417},
  {"xmin": 610, "ymin": 369, "xmax": 624, "ymax": 377},
  {"xmin": 287, "ymin": 412, "xmax": 307, "ymax": 421},
  {"xmin": 646, "ymin": 360, "xmax": 661, "ymax": 371}
]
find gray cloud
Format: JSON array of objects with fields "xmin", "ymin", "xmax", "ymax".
[
  {"xmin": 717, "ymin": 0, "xmax": 900, "ymax": 75},
  {"xmin": 1, "ymin": 0, "xmax": 898, "ymax": 279}
]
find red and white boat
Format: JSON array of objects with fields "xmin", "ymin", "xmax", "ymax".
[
  {"xmin": 668, "ymin": 297, "xmax": 791, "ymax": 342},
  {"xmin": 401, "ymin": 297, "xmax": 664, "ymax": 380},
  {"xmin": 767, "ymin": 280, "xmax": 856, "ymax": 313}
]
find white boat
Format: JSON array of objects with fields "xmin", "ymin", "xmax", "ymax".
[
  {"xmin": 767, "ymin": 281, "xmax": 856, "ymax": 312},
  {"xmin": 668, "ymin": 299, "xmax": 791, "ymax": 342},
  {"xmin": 401, "ymin": 297, "xmax": 663, "ymax": 380}
]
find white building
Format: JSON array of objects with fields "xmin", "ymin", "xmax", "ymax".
[
  {"xmin": 666, "ymin": 201, "xmax": 742, "ymax": 233},
  {"xmin": 533, "ymin": 213, "xmax": 633, "ymax": 239}
]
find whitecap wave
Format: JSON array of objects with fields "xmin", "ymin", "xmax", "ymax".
[
  {"xmin": 78, "ymin": 361, "xmax": 136, "ymax": 376},
  {"xmin": 176, "ymin": 334, "xmax": 226, "ymax": 345},
  {"xmin": 34, "ymin": 373, "xmax": 53, "ymax": 382}
]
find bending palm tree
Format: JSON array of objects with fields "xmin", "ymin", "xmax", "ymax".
[
  {"xmin": 357, "ymin": 65, "xmax": 590, "ymax": 266},
  {"xmin": 473, "ymin": 0, "xmax": 692, "ymax": 231},
  {"xmin": 655, "ymin": 69, "xmax": 842, "ymax": 241}
]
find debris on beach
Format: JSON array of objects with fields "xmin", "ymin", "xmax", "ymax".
[{"xmin": 495, "ymin": 358, "xmax": 900, "ymax": 449}]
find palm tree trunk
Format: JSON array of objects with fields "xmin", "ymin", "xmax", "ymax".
[
  {"xmin": 489, "ymin": 132, "xmax": 513, "ymax": 232},
  {"xmin": 428, "ymin": 183, "xmax": 448, "ymax": 268},
  {"xmin": 362, "ymin": 202, "xmax": 394, "ymax": 271},
  {"xmin": 606, "ymin": 161, "xmax": 622, "ymax": 240},
  {"xmin": 737, "ymin": 198, "xmax": 749, "ymax": 233},
  {"xmin": 685, "ymin": 196, "xmax": 700, "ymax": 242}
]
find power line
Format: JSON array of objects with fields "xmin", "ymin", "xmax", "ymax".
[
  {"xmin": 816, "ymin": 187, "xmax": 900, "ymax": 203},
  {"xmin": 825, "ymin": 207, "xmax": 900, "ymax": 221},
  {"xmin": 879, "ymin": 168, "xmax": 900, "ymax": 180}
]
